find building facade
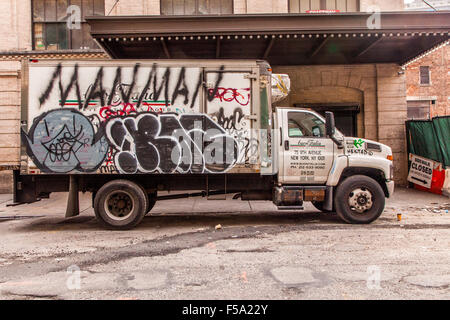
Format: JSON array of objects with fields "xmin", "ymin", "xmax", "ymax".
[
  {"xmin": 404, "ymin": 1, "xmax": 449, "ymax": 120},
  {"xmin": 405, "ymin": 43, "xmax": 449, "ymax": 120},
  {"xmin": 0, "ymin": 0, "xmax": 447, "ymax": 193}
]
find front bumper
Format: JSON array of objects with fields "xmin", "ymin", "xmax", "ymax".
[{"xmin": 386, "ymin": 180, "xmax": 395, "ymax": 197}]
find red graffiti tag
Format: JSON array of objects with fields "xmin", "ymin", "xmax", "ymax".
[
  {"xmin": 208, "ymin": 87, "xmax": 250, "ymax": 106},
  {"xmin": 98, "ymin": 102, "xmax": 173, "ymax": 120}
]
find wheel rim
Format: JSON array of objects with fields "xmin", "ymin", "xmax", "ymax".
[
  {"xmin": 104, "ymin": 190, "xmax": 134, "ymax": 221},
  {"xmin": 348, "ymin": 187, "xmax": 373, "ymax": 213}
]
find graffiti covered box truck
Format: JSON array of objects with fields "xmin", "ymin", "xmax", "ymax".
[{"xmin": 9, "ymin": 59, "xmax": 394, "ymax": 229}]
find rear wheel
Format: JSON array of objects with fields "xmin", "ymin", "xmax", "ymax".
[
  {"xmin": 335, "ymin": 175, "xmax": 385, "ymax": 224},
  {"xmin": 94, "ymin": 180, "xmax": 148, "ymax": 230}
]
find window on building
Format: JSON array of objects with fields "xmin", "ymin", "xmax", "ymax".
[
  {"xmin": 289, "ymin": 0, "xmax": 360, "ymax": 12},
  {"xmin": 407, "ymin": 100, "xmax": 431, "ymax": 120},
  {"xmin": 32, "ymin": 0, "xmax": 105, "ymax": 51},
  {"xmin": 161, "ymin": 0, "xmax": 233, "ymax": 15},
  {"xmin": 419, "ymin": 66, "xmax": 431, "ymax": 85}
]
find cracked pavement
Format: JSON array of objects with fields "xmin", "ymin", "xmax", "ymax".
[{"xmin": 0, "ymin": 187, "xmax": 449, "ymax": 300}]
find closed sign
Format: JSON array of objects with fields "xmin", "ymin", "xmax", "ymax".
[{"xmin": 407, "ymin": 154, "xmax": 438, "ymax": 188}]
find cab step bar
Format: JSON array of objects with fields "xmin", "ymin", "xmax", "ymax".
[{"xmin": 273, "ymin": 185, "xmax": 333, "ymax": 211}]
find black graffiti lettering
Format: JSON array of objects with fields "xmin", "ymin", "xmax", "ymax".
[
  {"xmin": 171, "ymin": 67, "xmax": 189, "ymax": 105},
  {"xmin": 215, "ymin": 107, "xmax": 245, "ymax": 130},
  {"xmin": 136, "ymin": 63, "xmax": 157, "ymax": 109},
  {"xmin": 189, "ymin": 71, "xmax": 203, "ymax": 109},
  {"xmin": 107, "ymin": 64, "xmax": 140, "ymax": 106},
  {"xmin": 105, "ymin": 112, "xmax": 237, "ymax": 174},
  {"xmin": 153, "ymin": 68, "xmax": 171, "ymax": 107},
  {"xmin": 242, "ymin": 137, "xmax": 259, "ymax": 164},
  {"xmin": 21, "ymin": 109, "xmax": 108, "ymax": 173},
  {"xmin": 206, "ymin": 65, "xmax": 225, "ymax": 102},
  {"xmin": 39, "ymin": 64, "xmax": 83, "ymax": 109},
  {"xmin": 99, "ymin": 165, "xmax": 119, "ymax": 174},
  {"xmin": 83, "ymin": 67, "xmax": 105, "ymax": 109},
  {"xmin": 40, "ymin": 63, "xmax": 225, "ymax": 111}
]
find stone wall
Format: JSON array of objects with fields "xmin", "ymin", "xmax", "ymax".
[
  {"xmin": 0, "ymin": 60, "xmax": 21, "ymax": 193},
  {"xmin": 105, "ymin": 0, "xmax": 160, "ymax": 15},
  {"xmin": 234, "ymin": 0, "xmax": 288, "ymax": 13},
  {"xmin": 360, "ymin": 0, "xmax": 404, "ymax": 11},
  {"xmin": 235, "ymin": 0, "xmax": 404, "ymax": 13},
  {"xmin": 376, "ymin": 64, "xmax": 407, "ymax": 184},
  {"xmin": 0, "ymin": 0, "xmax": 32, "ymax": 52}
]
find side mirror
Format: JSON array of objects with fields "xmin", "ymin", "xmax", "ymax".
[
  {"xmin": 325, "ymin": 111, "xmax": 343, "ymax": 148},
  {"xmin": 325, "ymin": 111, "xmax": 335, "ymax": 137}
]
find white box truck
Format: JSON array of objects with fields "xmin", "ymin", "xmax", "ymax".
[{"xmin": 8, "ymin": 59, "xmax": 394, "ymax": 229}]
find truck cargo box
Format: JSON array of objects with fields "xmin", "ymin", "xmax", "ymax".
[{"xmin": 19, "ymin": 60, "xmax": 273, "ymax": 176}]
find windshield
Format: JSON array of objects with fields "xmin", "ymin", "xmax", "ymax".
[{"xmin": 288, "ymin": 111, "xmax": 344, "ymax": 138}]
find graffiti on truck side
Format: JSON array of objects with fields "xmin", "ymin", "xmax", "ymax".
[
  {"xmin": 22, "ymin": 109, "xmax": 239, "ymax": 174},
  {"xmin": 21, "ymin": 109, "xmax": 108, "ymax": 173},
  {"xmin": 208, "ymin": 87, "xmax": 251, "ymax": 106},
  {"xmin": 105, "ymin": 112, "xmax": 238, "ymax": 174},
  {"xmin": 38, "ymin": 63, "xmax": 225, "ymax": 111},
  {"xmin": 25, "ymin": 63, "xmax": 259, "ymax": 173}
]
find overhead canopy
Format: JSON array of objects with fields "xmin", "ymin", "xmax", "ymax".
[{"xmin": 86, "ymin": 11, "xmax": 450, "ymax": 66}]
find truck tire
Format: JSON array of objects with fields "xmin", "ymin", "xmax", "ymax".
[
  {"xmin": 145, "ymin": 192, "xmax": 157, "ymax": 215},
  {"xmin": 94, "ymin": 180, "xmax": 148, "ymax": 230},
  {"xmin": 335, "ymin": 175, "xmax": 385, "ymax": 224}
]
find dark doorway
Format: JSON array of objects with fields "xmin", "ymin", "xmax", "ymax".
[{"xmin": 294, "ymin": 103, "xmax": 360, "ymax": 137}]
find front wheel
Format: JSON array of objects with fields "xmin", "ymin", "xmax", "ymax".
[{"xmin": 335, "ymin": 175, "xmax": 385, "ymax": 224}]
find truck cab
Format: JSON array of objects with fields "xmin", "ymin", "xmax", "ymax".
[{"xmin": 273, "ymin": 107, "xmax": 394, "ymax": 224}]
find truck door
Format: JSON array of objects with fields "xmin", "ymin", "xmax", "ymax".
[
  {"xmin": 204, "ymin": 70, "xmax": 255, "ymax": 165},
  {"xmin": 278, "ymin": 109, "xmax": 335, "ymax": 184}
]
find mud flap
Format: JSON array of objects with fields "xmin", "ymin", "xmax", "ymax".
[
  {"xmin": 65, "ymin": 175, "xmax": 80, "ymax": 218},
  {"xmin": 323, "ymin": 186, "xmax": 333, "ymax": 211}
]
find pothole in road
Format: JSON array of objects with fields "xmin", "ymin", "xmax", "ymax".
[
  {"xmin": 403, "ymin": 274, "xmax": 450, "ymax": 288},
  {"xmin": 269, "ymin": 266, "xmax": 330, "ymax": 288}
]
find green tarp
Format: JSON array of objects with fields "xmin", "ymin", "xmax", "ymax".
[{"xmin": 406, "ymin": 116, "xmax": 450, "ymax": 168}]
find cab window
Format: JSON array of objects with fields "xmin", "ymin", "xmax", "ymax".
[{"xmin": 288, "ymin": 112, "xmax": 325, "ymax": 137}]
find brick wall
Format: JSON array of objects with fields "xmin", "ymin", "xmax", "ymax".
[{"xmin": 406, "ymin": 44, "xmax": 449, "ymax": 117}]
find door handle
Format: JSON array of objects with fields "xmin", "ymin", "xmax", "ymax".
[{"xmin": 284, "ymin": 140, "xmax": 290, "ymax": 151}]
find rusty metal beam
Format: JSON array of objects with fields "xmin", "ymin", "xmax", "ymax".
[
  {"xmin": 87, "ymin": 12, "xmax": 450, "ymax": 38},
  {"xmin": 161, "ymin": 39, "xmax": 171, "ymax": 59},
  {"xmin": 309, "ymin": 37, "xmax": 331, "ymax": 58},
  {"xmin": 354, "ymin": 36, "xmax": 383, "ymax": 58},
  {"xmin": 216, "ymin": 37, "xmax": 221, "ymax": 58}
]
